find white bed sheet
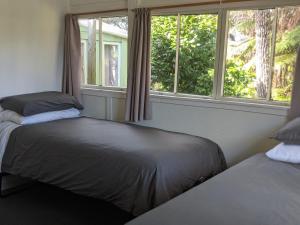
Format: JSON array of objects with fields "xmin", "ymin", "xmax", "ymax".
[{"xmin": 0, "ymin": 121, "xmax": 19, "ymax": 172}]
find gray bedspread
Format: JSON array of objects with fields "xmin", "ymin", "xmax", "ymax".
[
  {"xmin": 1, "ymin": 117, "xmax": 226, "ymax": 216},
  {"xmin": 127, "ymin": 153, "xmax": 300, "ymax": 225}
]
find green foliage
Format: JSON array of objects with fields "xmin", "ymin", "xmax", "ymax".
[
  {"xmin": 272, "ymin": 86, "xmax": 292, "ymax": 102},
  {"xmin": 151, "ymin": 16, "xmax": 177, "ymax": 92},
  {"xmin": 224, "ymin": 60, "xmax": 256, "ymax": 98},
  {"xmin": 276, "ymin": 26, "xmax": 300, "ymax": 55},
  {"xmin": 151, "ymin": 9, "xmax": 300, "ymax": 102},
  {"xmin": 151, "ymin": 15, "xmax": 255, "ymax": 97},
  {"xmin": 178, "ymin": 15, "xmax": 217, "ymax": 95}
]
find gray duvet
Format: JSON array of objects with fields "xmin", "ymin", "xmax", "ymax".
[
  {"xmin": 127, "ymin": 153, "xmax": 300, "ymax": 225},
  {"xmin": 1, "ymin": 117, "xmax": 226, "ymax": 216}
]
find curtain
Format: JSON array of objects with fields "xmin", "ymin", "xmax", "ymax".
[
  {"xmin": 125, "ymin": 8, "xmax": 152, "ymax": 122},
  {"xmin": 62, "ymin": 14, "xmax": 82, "ymax": 101},
  {"xmin": 288, "ymin": 47, "xmax": 300, "ymax": 120}
]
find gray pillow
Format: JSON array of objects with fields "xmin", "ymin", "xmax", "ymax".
[
  {"xmin": 274, "ymin": 117, "xmax": 300, "ymax": 144},
  {"xmin": 0, "ymin": 92, "xmax": 83, "ymax": 116}
]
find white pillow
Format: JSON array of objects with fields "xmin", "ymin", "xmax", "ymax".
[
  {"xmin": 0, "ymin": 108, "xmax": 80, "ymax": 125},
  {"xmin": 266, "ymin": 143, "xmax": 300, "ymax": 164}
]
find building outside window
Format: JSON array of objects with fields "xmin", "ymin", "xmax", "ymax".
[{"xmin": 79, "ymin": 16, "xmax": 128, "ymax": 88}]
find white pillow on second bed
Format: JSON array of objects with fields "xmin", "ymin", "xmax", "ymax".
[
  {"xmin": 0, "ymin": 108, "xmax": 80, "ymax": 125},
  {"xmin": 266, "ymin": 143, "xmax": 300, "ymax": 164}
]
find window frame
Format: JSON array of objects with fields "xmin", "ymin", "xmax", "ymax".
[
  {"xmin": 79, "ymin": 11, "xmax": 129, "ymax": 91},
  {"xmin": 80, "ymin": 0, "xmax": 300, "ymax": 107},
  {"xmin": 150, "ymin": 1, "xmax": 300, "ymax": 106}
]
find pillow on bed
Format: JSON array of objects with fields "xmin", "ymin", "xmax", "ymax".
[
  {"xmin": 266, "ymin": 143, "xmax": 300, "ymax": 164},
  {"xmin": 274, "ymin": 117, "xmax": 300, "ymax": 144},
  {"xmin": 0, "ymin": 108, "xmax": 81, "ymax": 125},
  {"xmin": 0, "ymin": 92, "xmax": 83, "ymax": 116}
]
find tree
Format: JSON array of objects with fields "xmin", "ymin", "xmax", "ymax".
[
  {"xmin": 151, "ymin": 16, "xmax": 177, "ymax": 92},
  {"xmin": 254, "ymin": 10, "xmax": 272, "ymax": 98},
  {"xmin": 150, "ymin": 8, "xmax": 300, "ymax": 101},
  {"xmin": 103, "ymin": 17, "xmax": 128, "ymax": 30}
]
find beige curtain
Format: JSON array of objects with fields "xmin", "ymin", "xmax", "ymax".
[
  {"xmin": 125, "ymin": 8, "xmax": 152, "ymax": 122},
  {"xmin": 288, "ymin": 47, "xmax": 300, "ymax": 120},
  {"xmin": 62, "ymin": 14, "xmax": 82, "ymax": 101}
]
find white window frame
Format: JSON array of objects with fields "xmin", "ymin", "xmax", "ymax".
[
  {"xmin": 149, "ymin": 0, "xmax": 300, "ymax": 107},
  {"xmin": 80, "ymin": 0, "xmax": 299, "ymax": 108},
  {"xmin": 80, "ymin": 11, "xmax": 128, "ymax": 92}
]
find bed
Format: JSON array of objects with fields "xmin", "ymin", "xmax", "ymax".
[
  {"xmin": 126, "ymin": 153, "xmax": 300, "ymax": 224},
  {"xmin": 0, "ymin": 117, "xmax": 226, "ymax": 216}
]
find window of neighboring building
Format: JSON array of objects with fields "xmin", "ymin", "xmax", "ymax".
[
  {"xmin": 103, "ymin": 42, "xmax": 121, "ymax": 87},
  {"xmin": 79, "ymin": 16, "xmax": 128, "ymax": 88}
]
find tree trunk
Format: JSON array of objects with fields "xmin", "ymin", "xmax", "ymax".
[
  {"xmin": 255, "ymin": 10, "xmax": 271, "ymax": 98},
  {"xmin": 87, "ymin": 19, "xmax": 97, "ymax": 85}
]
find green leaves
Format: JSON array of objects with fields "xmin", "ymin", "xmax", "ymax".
[
  {"xmin": 224, "ymin": 60, "xmax": 256, "ymax": 98},
  {"xmin": 151, "ymin": 14, "xmax": 217, "ymax": 95},
  {"xmin": 151, "ymin": 7, "xmax": 300, "ymax": 102}
]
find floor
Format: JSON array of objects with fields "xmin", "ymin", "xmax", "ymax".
[{"xmin": 0, "ymin": 183, "xmax": 133, "ymax": 225}]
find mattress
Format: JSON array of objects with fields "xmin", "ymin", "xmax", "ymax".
[
  {"xmin": 126, "ymin": 153, "xmax": 300, "ymax": 225},
  {"xmin": 0, "ymin": 122, "xmax": 19, "ymax": 172},
  {"xmin": 1, "ymin": 117, "xmax": 226, "ymax": 216}
]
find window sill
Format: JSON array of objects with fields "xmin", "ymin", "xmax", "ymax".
[{"xmin": 81, "ymin": 87, "xmax": 289, "ymax": 116}]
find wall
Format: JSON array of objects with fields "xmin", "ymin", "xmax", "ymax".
[
  {"xmin": 71, "ymin": 0, "xmax": 128, "ymax": 13},
  {"xmin": 72, "ymin": 0, "xmax": 291, "ymax": 166},
  {"xmin": 0, "ymin": 0, "xmax": 69, "ymax": 98}
]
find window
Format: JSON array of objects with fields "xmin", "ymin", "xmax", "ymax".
[
  {"xmin": 151, "ymin": 5, "xmax": 300, "ymax": 104},
  {"xmin": 151, "ymin": 13, "xmax": 218, "ymax": 96},
  {"xmin": 272, "ymin": 7, "xmax": 300, "ymax": 102},
  {"xmin": 103, "ymin": 42, "xmax": 121, "ymax": 87},
  {"xmin": 224, "ymin": 6, "xmax": 300, "ymax": 102},
  {"xmin": 79, "ymin": 16, "xmax": 128, "ymax": 88}
]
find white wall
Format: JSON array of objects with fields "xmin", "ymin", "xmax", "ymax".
[
  {"xmin": 0, "ymin": 0, "xmax": 69, "ymax": 98},
  {"xmin": 73, "ymin": 0, "xmax": 290, "ymax": 166},
  {"xmin": 71, "ymin": 0, "xmax": 128, "ymax": 13}
]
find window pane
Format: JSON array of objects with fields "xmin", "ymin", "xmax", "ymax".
[
  {"xmin": 79, "ymin": 17, "xmax": 128, "ymax": 87},
  {"xmin": 79, "ymin": 19, "xmax": 99, "ymax": 85},
  {"xmin": 224, "ymin": 9, "xmax": 273, "ymax": 99},
  {"xmin": 151, "ymin": 16, "xmax": 177, "ymax": 92},
  {"xmin": 178, "ymin": 14, "xmax": 218, "ymax": 96},
  {"xmin": 271, "ymin": 6, "xmax": 300, "ymax": 102},
  {"xmin": 102, "ymin": 17, "xmax": 128, "ymax": 88}
]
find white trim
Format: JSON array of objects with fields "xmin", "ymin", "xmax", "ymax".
[
  {"xmin": 174, "ymin": 13, "xmax": 181, "ymax": 94},
  {"xmin": 81, "ymin": 87, "xmax": 289, "ymax": 116}
]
